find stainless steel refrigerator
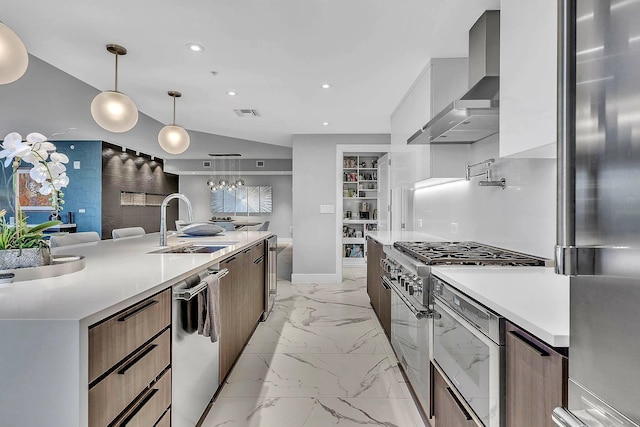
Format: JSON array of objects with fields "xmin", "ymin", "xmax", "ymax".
[{"xmin": 554, "ymin": 0, "xmax": 640, "ymax": 426}]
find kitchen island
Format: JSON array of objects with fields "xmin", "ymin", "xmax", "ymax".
[{"xmin": 0, "ymin": 230, "xmax": 273, "ymax": 427}]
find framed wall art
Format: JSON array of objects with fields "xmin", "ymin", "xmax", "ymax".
[{"xmin": 16, "ymin": 169, "xmax": 53, "ymax": 211}]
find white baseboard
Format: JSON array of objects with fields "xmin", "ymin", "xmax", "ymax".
[{"xmin": 290, "ymin": 273, "xmax": 339, "ymax": 284}]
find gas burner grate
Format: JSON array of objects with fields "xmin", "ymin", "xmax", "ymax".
[{"xmin": 393, "ymin": 241, "xmax": 547, "ymax": 266}]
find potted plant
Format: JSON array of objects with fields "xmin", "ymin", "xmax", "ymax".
[
  {"xmin": 0, "ymin": 132, "xmax": 70, "ymax": 269},
  {"xmin": 0, "ymin": 209, "xmax": 60, "ymax": 269}
]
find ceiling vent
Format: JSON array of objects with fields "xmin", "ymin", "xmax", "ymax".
[
  {"xmin": 256, "ymin": 160, "xmax": 265, "ymax": 167},
  {"xmin": 234, "ymin": 109, "xmax": 261, "ymax": 117},
  {"xmin": 203, "ymin": 161, "xmax": 211, "ymax": 168},
  {"xmin": 208, "ymin": 153, "xmax": 242, "ymax": 157}
]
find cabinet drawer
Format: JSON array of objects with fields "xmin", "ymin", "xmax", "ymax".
[
  {"xmin": 89, "ymin": 330, "xmax": 170, "ymax": 427},
  {"xmin": 89, "ymin": 289, "xmax": 171, "ymax": 384},
  {"xmin": 113, "ymin": 368, "xmax": 171, "ymax": 427},
  {"xmin": 251, "ymin": 240, "xmax": 265, "ymax": 261},
  {"xmin": 155, "ymin": 409, "xmax": 171, "ymax": 427},
  {"xmin": 505, "ymin": 321, "xmax": 568, "ymax": 427}
]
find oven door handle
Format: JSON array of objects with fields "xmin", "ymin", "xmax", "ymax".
[
  {"xmin": 552, "ymin": 408, "xmax": 588, "ymax": 427},
  {"xmin": 434, "ymin": 295, "xmax": 497, "ymax": 348},
  {"xmin": 384, "ymin": 276, "xmax": 430, "ymax": 319}
]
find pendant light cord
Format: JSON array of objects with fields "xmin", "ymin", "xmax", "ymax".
[
  {"xmin": 173, "ymin": 95, "xmax": 176, "ymax": 125},
  {"xmin": 114, "ymin": 52, "xmax": 119, "ymax": 92}
]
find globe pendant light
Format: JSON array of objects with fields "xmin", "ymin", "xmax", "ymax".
[
  {"xmin": 91, "ymin": 44, "xmax": 139, "ymax": 133},
  {"xmin": 0, "ymin": 21, "xmax": 28, "ymax": 84},
  {"xmin": 158, "ymin": 91, "xmax": 190, "ymax": 154}
]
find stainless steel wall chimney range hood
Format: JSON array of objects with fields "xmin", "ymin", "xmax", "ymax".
[{"xmin": 408, "ymin": 10, "xmax": 500, "ymax": 145}]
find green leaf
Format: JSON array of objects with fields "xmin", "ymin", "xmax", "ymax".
[{"xmin": 28, "ymin": 220, "xmax": 61, "ymax": 234}]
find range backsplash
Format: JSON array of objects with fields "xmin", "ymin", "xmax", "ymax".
[{"xmin": 412, "ymin": 156, "xmax": 556, "ymax": 259}]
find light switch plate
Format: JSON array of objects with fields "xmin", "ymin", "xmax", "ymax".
[
  {"xmin": 320, "ymin": 204, "xmax": 335, "ymax": 214},
  {"xmin": 73, "ymin": 161, "xmax": 80, "ymax": 169},
  {"xmin": 78, "ymin": 208, "xmax": 86, "ymax": 213}
]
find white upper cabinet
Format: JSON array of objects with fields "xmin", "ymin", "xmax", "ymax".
[
  {"xmin": 499, "ymin": 0, "xmax": 558, "ymax": 158},
  {"xmin": 390, "ymin": 58, "xmax": 468, "ymax": 185}
]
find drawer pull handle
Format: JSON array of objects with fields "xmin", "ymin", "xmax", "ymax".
[
  {"xmin": 118, "ymin": 344, "xmax": 158, "ymax": 375},
  {"xmin": 509, "ymin": 330, "xmax": 549, "ymax": 357},
  {"xmin": 121, "ymin": 387, "xmax": 159, "ymax": 426},
  {"xmin": 446, "ymin": 386, "xmax": 472, "ymax": 421},
  {"xmin": 254, "ymin": 256, "xmax": 265, "ymax": 264},
  {"xmin": 225, "ymin": 256, "xmax": 237, "ymax": 263},
  {"xmin": 242, "ymin": 248, "xmax": 252, "ymax": 254},
  {"xmin": 117, "ymin": 300, "xmax": 158, "ymax": 322}
]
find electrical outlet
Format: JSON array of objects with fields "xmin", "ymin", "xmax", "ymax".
[
  {"xmin": 417, "ymin": 219, "xmax": 423, "ymax": 228},
  {"xmin": 451, "ymin": 222, "xmax": 459, "ymax": 234},
  {"xmin": 79, "ymin": 208, "xmax": 86, "ymax": 214}
]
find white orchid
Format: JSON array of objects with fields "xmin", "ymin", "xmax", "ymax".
[
  {"xmin": 0, "ymin": 132, "xmax": 70, "ymax": 214},
  {"xmin": 0, "ymin": 132, "xmax": 32, "ymax": 168}
]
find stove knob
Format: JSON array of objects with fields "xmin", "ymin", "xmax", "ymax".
[{"xmin": 399, "ymin": 274, "xmax": 407, "ymax": 288}]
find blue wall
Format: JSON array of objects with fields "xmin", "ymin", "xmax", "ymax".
[{"xmin": 19, "ymin": 140, "xmax": 102, "ymax": 233}]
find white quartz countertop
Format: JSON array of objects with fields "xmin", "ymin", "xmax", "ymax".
[
  {"xmin": 0, "ymin": 231, "xmax": 273, "ymax": 324},
  {"xmin": 430, "ymin": 266, "xmax": 570, "ymax": 347},
  {"xmin": 366, "ymin": 231, "xmax": 446, "ymax": 245}
]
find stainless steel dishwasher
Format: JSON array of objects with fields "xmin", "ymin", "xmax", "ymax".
[
  {"xmin": 172, "ymin": 265, "xmax": 228, "ymax": 427},
  {"xmin": 262, "ymin": 235, "xmax": 277, "ymax": 320}
]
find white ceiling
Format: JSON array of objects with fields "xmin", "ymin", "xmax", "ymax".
[{"xmin": 1, "ymin": 0, "xmax": 499, "ymax": 150}]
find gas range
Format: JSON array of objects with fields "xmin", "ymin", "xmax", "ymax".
[
  {"xmin": 381, "ymin": 240, "xmax": 548, "ymax": 426},
  {"xmin": 382, "ymin": 241, "xmax": 547, "ymax": 310},
  {"xmin": 394, "ymin": 241, "xmax": 548, "ymax": 267}
]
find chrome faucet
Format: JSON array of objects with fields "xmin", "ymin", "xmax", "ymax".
[{"xmin": 160, "ymin": 193, "xmax": 194, "ymax": 246}]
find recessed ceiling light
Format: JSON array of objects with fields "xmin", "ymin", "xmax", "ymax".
[
  {"xmin": 227, "ymin": 91, "xmax": 237, "ymax": 96},
  {"xmin": 186, "ymin": 43, "xmax": 204, "ymax": 52},
  {"xmin": 322, "ymin": 83, "xmax": 331, "ymax": 89},
  {"xmin": 322, "ymin": 122, "xmax": 329, "ymax": 126}
]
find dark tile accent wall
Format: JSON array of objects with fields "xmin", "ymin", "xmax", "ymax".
[{"xmin": 101, "ymin": 142, "xmax": 178, "ymax": 239}]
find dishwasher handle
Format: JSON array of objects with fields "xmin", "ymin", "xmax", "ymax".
[{"xmin": 173, "ymin": 268, "xmax": 229, "ymax": 301}]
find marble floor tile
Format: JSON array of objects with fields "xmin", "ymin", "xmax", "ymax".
[
  {"xmin": 220, "ymin": 353, "xmax": 410, "ymax": 399},
  {"xmin": 277, "ymin": 282, "xmax": 369, "ymax": 304},
  {"xmin": 201, "ymin": 397, "xmax": 423, "ymax": 427},
  {"xmin": 264, "ymin": 301, "xmax": 377, "ymax": 329},
  {"xmin": 201, "ymin": 267, "xmax": 425, "ymax": 426},
  {"xmin": 244, "ymin": 322, "xmax": 395, "ymax": 356}
]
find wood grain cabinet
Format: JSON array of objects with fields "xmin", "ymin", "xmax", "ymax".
[
  {"xmin": 433, "ymin": 364, "xmax": 476, "ymax": 427},
  {"xmin": 366, "ymin": 237, "xmax": 381, "ymax": 315},
  {"xmin": 505, "ymin": 321, "xmax": 568, "ymax": 427},
  {"xmin": 219, "ymin": 240, "xmax": 267, "ymax": 381},
  {"xmin": 88, "ymin": 288, "xmax": 171, "ymax": 427},
  {"xmin": 219, "ymin": 253, "xmax": 243, "ymax": 381},
  {"xmin": 366, "ymin": 237, "xmax": 389, "ymax": 337}
]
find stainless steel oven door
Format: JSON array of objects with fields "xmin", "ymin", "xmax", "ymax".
[
  {"xmin": 433, "ymin": 295, "xmax": 502, "ymax": 427},
  {"xmin": 386, "ymin": 275, "xmax": 431, "ymax": 417}
]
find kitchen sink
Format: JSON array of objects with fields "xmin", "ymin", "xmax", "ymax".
[{"xmin": 149, "ymin": 242, "xmax": 237, "ymax": 254}]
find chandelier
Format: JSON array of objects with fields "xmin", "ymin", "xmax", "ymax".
[{"xmin": 207, "ymin": 154, "xmax": 245, "ymax": 192}]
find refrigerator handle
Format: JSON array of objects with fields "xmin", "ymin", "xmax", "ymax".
[
  {"xmin": 552, "ymin": 407, "xmax": 588, "ymax": 427},
  {"xmin": 555, "ymin": 0, "xmax": 578, "ymax": 275}
]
